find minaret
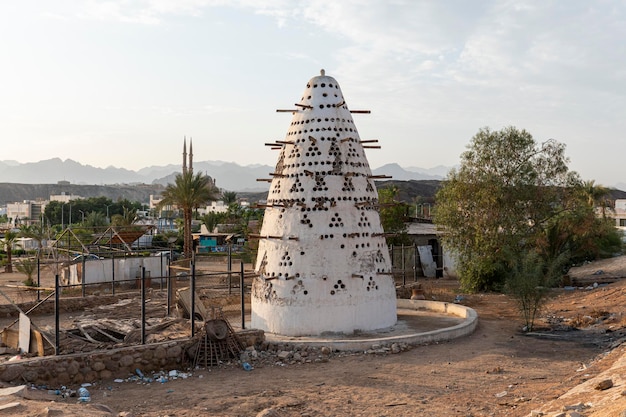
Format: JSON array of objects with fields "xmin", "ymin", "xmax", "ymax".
[
  {"xmin": 251, "ymin": 70, "xmax": 397, "ymax": 336},
  {"xmin": 189, "ymin": 138, "xmax": 193, "ymax": 174},
  {"xmin": 182, "ymin": 136, "xmax": 188, "ymax": 174}
]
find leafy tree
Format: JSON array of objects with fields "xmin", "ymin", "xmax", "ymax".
[
  {"xmin": 505, "ymin": 249, "xmax": 565, "ymax": 331},
  {"xmin": 378, "ymin": 186, "xmax": 410, "ymax": 245},
  {"xmin": 18, "ymin": 223, "xmax": 48, "ymax": 253},
  {"xmin": 15, "ymin": 258, "xmax": 37, "ymax": 287},
  {"xmin": 158, "ymin": 171, "xmax": 219, "ymax": 259},
  {"xmin": 222, "ymin": 191, "xmax": 238, "ymax": 205},
  {"xmin": 200, "ymin": 212, "xmax": 226, "ymax": 234},
  {"xmin": 111, "ymin": 206, "xmax": 139, "ymax": 227},
  {"xmin": 0, "ymin": 230, "xmax": 20, "ymax": 273},
  {"xmin": 434, "ymin": 126, "xmax": 581, "ymax": 291},
  {"xmin": 83, "ymin": 211, "xmax": 108, "ymax": 232}
]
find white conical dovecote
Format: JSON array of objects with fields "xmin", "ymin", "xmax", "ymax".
[{"xmin": 251, "ymin": 70, "xmax": 397, "ymax": 336}]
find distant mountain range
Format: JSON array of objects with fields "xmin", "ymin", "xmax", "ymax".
[{"xmin": 0, "ymin": 159, "xmax": 450, "ymax": 192}]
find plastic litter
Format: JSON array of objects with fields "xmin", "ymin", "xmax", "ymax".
[
  {"xmin": 242, "ymin": 362, "xmax": 253, "ymax": 371},
  {"xmin": 77, "ymin": 387, "xmax": 90, "ymax": 403}
]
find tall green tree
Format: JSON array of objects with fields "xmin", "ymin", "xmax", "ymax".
[
  {"xmin": 434, "ymin": 126, "xmax": 581, "ymax": 291},
  {"xmin": 83, "ymin": 211, "xmax": 109, "ymax": 232},
  {"xmin": 0, "ymin": 230, "xmax": 20, "ymax": 273},
  {"xmin": 222, "ymin": 191, "xmax": 238, "ymax": 205},
  {"xmin": 18, "ymin": 223, "xmax": 48, "ymax": 253},
  {"xmin": 110, "ymin": 207, "xmax": 139, "ymax": 227},
  {"xmin": 158, "ymin": 171, "xmax": 219, "ymax": 259}
]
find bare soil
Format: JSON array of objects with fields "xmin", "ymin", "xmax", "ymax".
[{"xmin": 1, "ymin": 257, "xmax": 626, "ymax": 416}]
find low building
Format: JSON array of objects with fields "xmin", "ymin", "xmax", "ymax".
[{"xmin": 6, "ymin": 200, "xmax": 47, "ymax": 225}]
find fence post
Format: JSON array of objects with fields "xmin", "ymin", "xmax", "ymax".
[
  {"xmin": 36, "ymin": 257, "xmax": 41, "ymax": 301},
  {"xmin": 414, "ymin": 243, "xmax": 418, "ymax": 282},
  {"xmin": 401, "ymin": 244, "xmax": 406, "ymax": 286},
  {"xmin": 141, "ymin": 267, "xmax": 146, "ymax": 345},
  {"xmin": 228, "ymin": 245, "xmax": 232, "ymax": 296},
  {"xmin": 111, "ymin": 253, "xmax": 115, "ymax": 295},
  {"xmin": 82, "ymin": 256, "xmax": 86, "ymax": 297},
  {"xmin": 191, "ymin": 260, "xmax": 196, "ymax": 337},
  {"xmin": 240, "ymin": 261, "xmax": 245, "ymax": 329},
  {"xmin": 166, "ymin": 256, "xmax": 171, "ymax": 316},
  {"xmin": 55, "ymin": 274, "xmax": 60, "ymax": 355}
]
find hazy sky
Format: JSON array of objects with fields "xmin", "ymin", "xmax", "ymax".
[{"xmin": 1, "ymin": 1, "xmax": 624, "ymax": 186}]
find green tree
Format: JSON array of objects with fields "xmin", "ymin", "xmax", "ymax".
[
  {"xmin": 222, "ymin": 191, "xmax": 238, "ymax": 205},
  {"xmin": 111, "ymin": 206, "xmax": 139, "ymax": 227},
  {"xmin": 15, "ymin": 258, "xmax": 37, "ymax": 287},
  {"xmin": 434, "ymin": 126, "xmax": 581, "ymax": 292},
  {"xmin": 0, "ymin": 230, "xmax": 20, "ymax": 273},
  {"xmin": 158, "ymin": 171, "xmax": 219, "ymax": 259},
  {"xmin": 18, "ymin": 223, "xmax": 48, "ymax": 254},
  {"xmin": 504, "ymin": 249, "xmax": 565, "ymax": 331},
  {"xmin": 200, "ymin": 212, "xmax": 226, "ymax": 234},
  {"xmin": 378, "ymin": 186, "xmax": 410, "ymax": 245},
  {"xmin": 83, "ymin": 211, "xmax": 109, "ymax": 232}
]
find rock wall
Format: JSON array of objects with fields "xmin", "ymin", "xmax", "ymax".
[{"xmin": 0, "ymin": 329, "xmax": 263, "ymax": 386}]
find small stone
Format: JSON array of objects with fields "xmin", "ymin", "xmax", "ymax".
[
  {"xmin": 277, "ymin": 351, "xmax": 292, "ymax": 361},
  {"xmin": 594, "ymin": 379, "xmax": 613, "ymax": 390},
  {"xmin": 256, "ymin": 408, "xmax": 283, "ymax": 417},
  {"xmin": 391, "ymin": 343, "xmax": 401, "ymax": 354},
  {"xmin": 563, "ymin": 402, "xmax": 585, "ymax": 411}
]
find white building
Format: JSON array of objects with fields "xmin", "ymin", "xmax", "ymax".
[
  {"xmin": 613, "ymin": 199, "xmax": 626, "ymax": 231},
  {"xmin": 205, "ymin": 201, "xmax": 228, "ymax": 214},
  {"xmin": 50, "ymin": 193, "xmax": 82, "ymax": 203},
  {"xmin": 6, "ymin": 200, "xmax": 46, "ymax": 225}
]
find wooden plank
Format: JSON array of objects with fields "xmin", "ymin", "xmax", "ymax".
[{"xmin": 32, "ymin": 329, "xmax": 45, "ymax": 357}]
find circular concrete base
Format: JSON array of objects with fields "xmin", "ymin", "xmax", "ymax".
[{"xmin": 263, "ymin": 299, "xmax": 478, "ymax": 351}]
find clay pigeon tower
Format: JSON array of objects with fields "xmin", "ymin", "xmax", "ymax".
[{"xmin": 251, "ymin": 70, "xmax": 397, "ymax": 336}]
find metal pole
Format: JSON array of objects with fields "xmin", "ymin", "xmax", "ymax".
[
  {"xmin": 240, "ymin": 261, "xmax": 245, "ymax": 329},
  {"xmin": 190, "ymin": 260, "xmax": 196, "ymax": 337},
  {"xmin": 413, "ymin": 243, "xmax": 418, "ymax": 282},
  {"xmin": 166, "ymin": 256, "xmax": 171, "ymax": 316},
  {"xmin": 111, "ymin": 253, "xmax": 115, "ymax": 295},
  {"xmin": 402, "ymin": 244, "xmax": 406, "ymax": 286},
  {"xmin": 36, "ymin": 257, "xmax": 41, "ymax": 301},
  {"xmin": 81, "ymin": 256, "xmax": 86, "ymax": 297},
  {"xmin": 228, "ymin": 244, "xmax": 232, "ymax": 295},
  {"xmin": 141, "ymin": 267, "xmax": 146, "ymax": 345},
  {"xmin": 55, "ymin": 274, "xmax": 60, "ymax": 355},
  {"xmin": 159, "ymin": 252, "xmax": 164, "ymax": 292},
  {"xmin": 390, "ymin": 244, "xmax": 394, "ymax": 285}
]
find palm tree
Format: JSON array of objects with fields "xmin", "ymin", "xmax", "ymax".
[
  {"xmin": 222, "ymin": 191, "xmax": 238, "ymax": 205},
  {"xmin": 111, "ymin": 207, "xmax": 139, "ymax": 227},
  {"xmin": 158, "ymin": 171, "xmax": 219, "ymax": 259},
  {"xmin": 0, "ymin": 230, "xmax": 20, "ymax": 273},
  {"xmin": 582, "ymin": 180, "xmax": 610, "ymax": 218},
  {"xmin": 84, "ymin": 211, "xmax": 108, "ymax": 232},
  {"xmin": 18, "ymin": 223, "xmax": 48, "ymax": 254}
]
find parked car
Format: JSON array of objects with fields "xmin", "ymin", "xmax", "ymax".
[{"xmin": 71, "ymin": 254, "xmax": 103, "ymax": 261}]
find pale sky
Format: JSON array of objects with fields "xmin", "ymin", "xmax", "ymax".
[{"xmin": 1, "ymin": 1, "xmax": 625, "ymax": 186}]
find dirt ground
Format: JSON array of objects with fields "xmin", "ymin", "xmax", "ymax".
[{"xmin": 1, "ymin": 257, "xmax": 626, "ymax": 417}]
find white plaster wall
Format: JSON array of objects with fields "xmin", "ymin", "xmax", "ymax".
[{"xmin": 69, "ymin": 257, "xmax": 167, "ymax": 285}]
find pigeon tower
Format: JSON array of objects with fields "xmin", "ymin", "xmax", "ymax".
[{"xmin": 251, "ymin": 70, "xmax": 397, "ymax": 336}]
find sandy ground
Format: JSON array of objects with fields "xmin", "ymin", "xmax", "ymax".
[{"xmin": 0, "ymin": 258, "xmax": 626, "ymax": 416}]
